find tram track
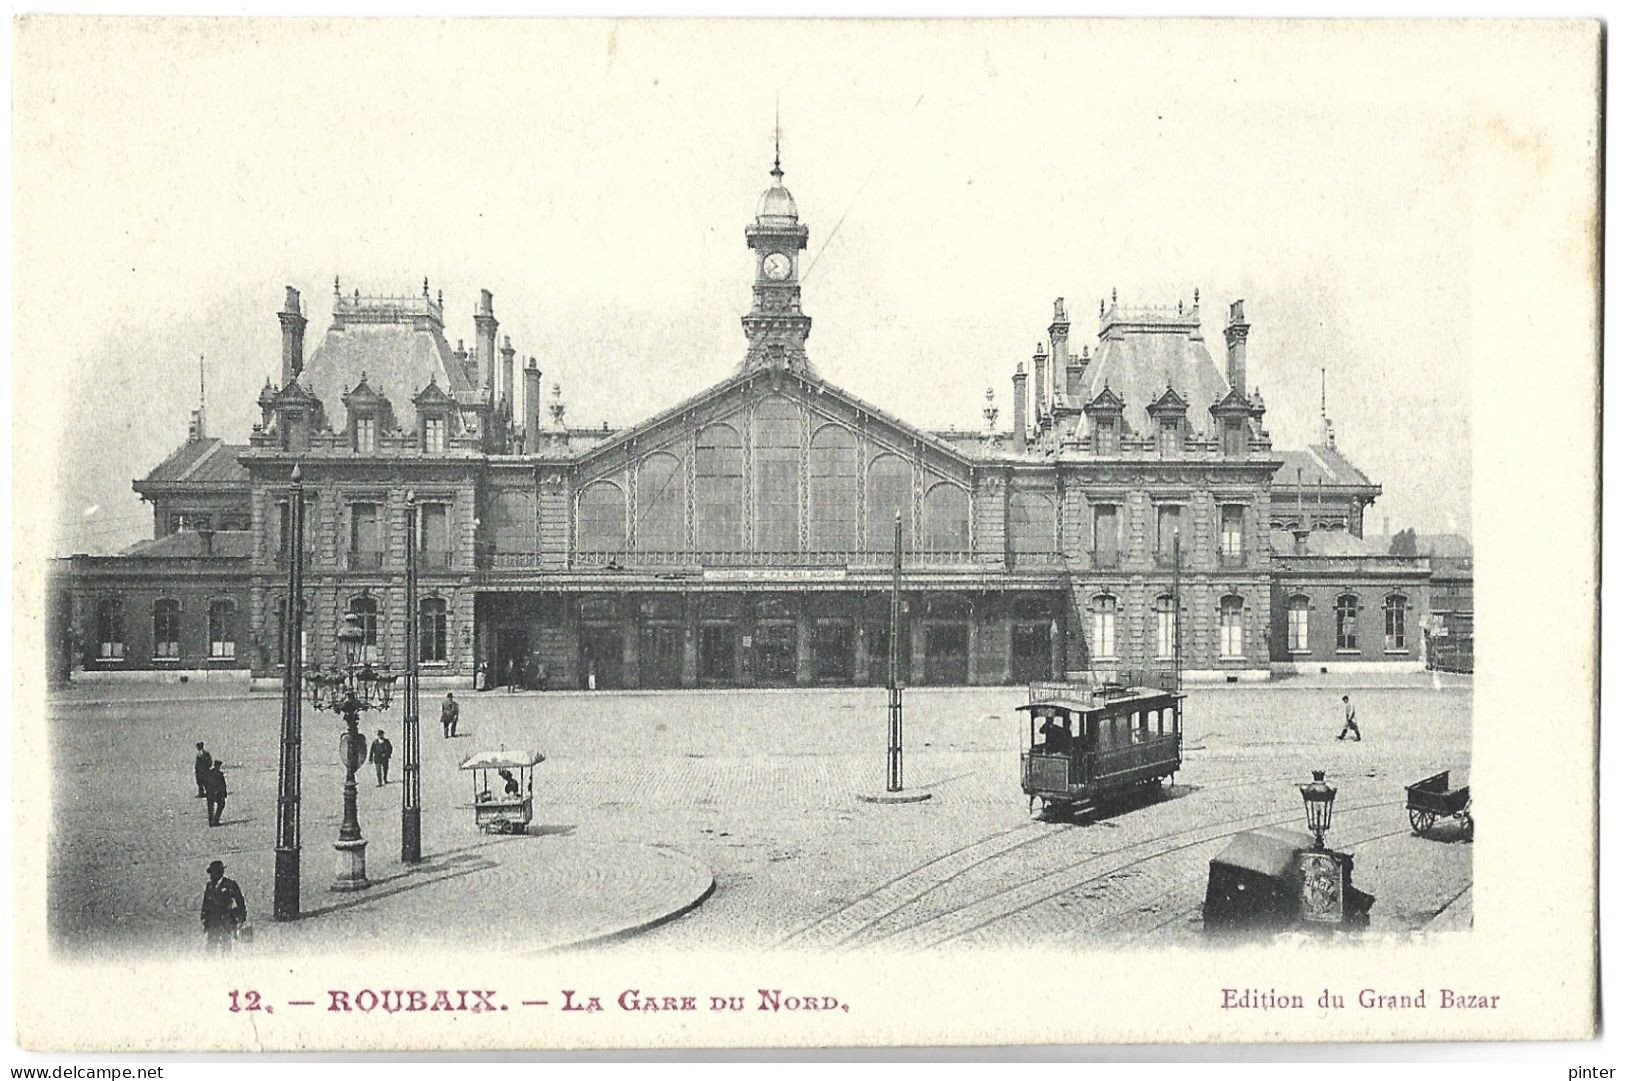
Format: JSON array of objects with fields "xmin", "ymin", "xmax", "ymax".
[
  {"xmin": 837, "ymin": 797, "xmax": 1411, "ymax": 952},
  {"xmin": 779, "ymin": 770, "xmax": 1356, "ymax": 950}
]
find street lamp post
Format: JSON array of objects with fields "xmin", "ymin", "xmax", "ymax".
[
  {"xmin": 401, "ymin": 492, "xmax": 423, "ymax": 863},
  {"xmin": 887, "ymin": 511, "xmax": 904, "ymax": 793},
  {"xmin": 272, "ymin": 464, "xmax": 306, "ymax": 921},
  {"xmin": 1299, "ymin": 769, "xmax": 1338, "ymax": 850}
]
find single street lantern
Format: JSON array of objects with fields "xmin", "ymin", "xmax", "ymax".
[{"xmin": 1299, "ymin": 769, "xmax": 1337, "ymax": 850}]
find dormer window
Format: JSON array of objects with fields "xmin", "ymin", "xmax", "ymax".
[
  {"xmin": 1158, "ymin": 419, "xmax": 1181, "ymax": 457},
  {"xmin": 354, "ymin": 415, "xmax": 376, "ymax": 453},
  {"xmin": 423, "ymin": 416, "xmax": 446, "ymax": 454},
  {"xmin": 280, "ymin": 410, "xmax": 308, "ymax": 453},
  {"xmin": 1223, "ymin": 421, "xmax": 1245, "ymax": 457},
  {"xmin": 1097, "ymin": 418, "xmax": 1120, "ymax": 455}
]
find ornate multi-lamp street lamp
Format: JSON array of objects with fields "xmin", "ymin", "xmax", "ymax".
[
  {"xmin": 307, "ymin": 612, "xmax": 396, "ymax": 891},
  {"xmin": 1299, "ymin": 769, "xmax": 1338, "ymax": 850}
]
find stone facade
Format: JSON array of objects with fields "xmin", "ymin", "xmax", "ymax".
[{"xmin": 48, "ymin": 154, "xmax": 1447, "ymax": 688}]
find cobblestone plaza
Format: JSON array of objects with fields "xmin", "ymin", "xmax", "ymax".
[{"xmin": 46, "ymin": 674, "xmax": 1470, "ymax": 956}]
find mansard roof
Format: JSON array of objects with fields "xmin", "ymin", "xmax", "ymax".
[
  {"xmin": 1272, "ymin": 446, "xmax": 1378, "ymax": 491},
  {"xmin": 303, "ymin": 291, "xmax": 477, "ymax": 431},
  {"xmin": 119, "ymin": 530, "xmax": 253, "ymax": 558},
  {"xmin": 1084, "ymin": 300, "xmax": 1231, "ymax": 436}
]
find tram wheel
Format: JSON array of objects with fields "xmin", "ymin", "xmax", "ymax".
[{"xmin": 1409, "ymin": 808, "xmax": 1435, "ymax": 833}]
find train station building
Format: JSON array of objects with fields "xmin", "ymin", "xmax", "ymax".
[{"xmin": 47, "ymin": 154, "xmax": 1459, "ymax": 689}]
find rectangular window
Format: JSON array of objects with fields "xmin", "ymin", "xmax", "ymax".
[
  {"xmin": 97, "ymin": 601, "xmax": 125, "ymax": 659},
  {"xmin": 1156, "ymin": 600, "xmax": 1177, "ymax": 660},
  {"xmin": 1096, "ymin": 419, "xmax": 1119, "ymax": 455},
  {"xmin": 350, "ymin": 503, "xmax": 381, "ymax": 569},
  {"xmin": 1092, "ymin": 599, "xmax": 1117, "ymax": 660},
  {"xmin": 1385, "ymin": 598, "xmax": 1407, "ymax": 651},
  {"xmin": 419, "ymin": 599, "xmax": 448, "ymax": 663},
  {"xmin": 423, "ymin": 416, "xmax": 446, "ymax": 454},
  {"xmin": 1223, "ymin": 422, "xmax": 1245, "ymax": 456},
  {"xmin": 354, "ymin": 416, "xmax": 376, "ymax": 453},
  {"xmin": 1159, "ymin": 420, "xmax": 1181, "ymax": 457},
  {"xmin": 419, "ymin": 503, "xmax": 451, "ymax": 567},
  {"xmin": 1092, "ymin": 504, "xmax": 1119, "ymax": 567},
  {"xmin": 1220, "ymin": 504, "xmax": 1244, "ymax": 563},
  {"xmin": 153, "ymin": 600, "xmax": 181, "ymax": 660},
  {"xmin": 1156, "ymin": 504, "xmax": 1183, "ymax": 565},
  {"xmin": 1219, "ymin": 599, "xmax": 1244, "ymax": 659},
  {"xmin": 1336, "ymin": 596, "xmax": 1359, "ymax": 651}
]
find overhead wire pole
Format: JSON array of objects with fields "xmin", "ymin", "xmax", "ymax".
[
  {"xmin": 401, "ymin": 491, "xmax": 422, "ymax": 863},
  {"xmin": 1173, "ymin": 528, "xmax": 1183, "ymax": 694},
  {"xmin": 888, "ymin": 511, "xmax": 903, "ymax": 793},
  {"xmin": 273, "ymin": 463, "xmax": 306, "ymax": 921}
]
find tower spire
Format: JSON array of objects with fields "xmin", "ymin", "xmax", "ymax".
[{"xmin": 772, "ymin": 100, "xmax": 783, "ymax": 179}]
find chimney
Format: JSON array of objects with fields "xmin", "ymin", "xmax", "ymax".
[
  {"xmin": 1225, "ymin": 299, "xmax": 1250, "ymax": 393},
  {"xmin": 1011, "ymin": 362, "xmax": 1029, "ymax": 452},
  {"xmin": 1048, "ymin": 297, "xmax": 1070, "ymax": 392},
  {"xmin": 524, "ymin": 357, "xmax": 541, "ymax": 451},
  {"xmin": 1032, "ymin": 342, "xmax": 1048, "ymax": 420},
  {"xmin": 500, "ymin": 335, "xmax": 517, "ymax": 410},
  {"xmin": 474, "ymin": 289, "xmax": 499, "ymax": 404},
  {"xmin": 278, "ymin": 286, "xmax": 306, "ymax": 385},
  {"xmin": 1067, "ymin": 344, "xmax": 1088, "ymax": 399}
]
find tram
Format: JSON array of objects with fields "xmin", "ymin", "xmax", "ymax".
[{"xmin": 1018, "ymin": 676, "xmax": 1184, "ymax": 815}]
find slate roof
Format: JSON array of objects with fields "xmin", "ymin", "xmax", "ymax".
[
  {"xmin": 1366, "ymin": 533, "xmax": 1474, "ymax": 558},
  {"xmin": 302, "ymin": 297, "xmax": 477, "ymax": 431},
  {"xmin": 137, "ymin": 438, "xmax": 251, "ymax": 488},
  {"xmin": 1079, "ymin": 305, "xmax": 1232, "ymax": 439},
  {"xmin": 120, "ymin": 530, "xmax": 253, "ymax": 558},
  {"xmin": 1268, "ymin": 528, "xmax": 1387, "ymax": 557},
  {"xmin": 1272, "ymin": 446, "xmax": 1378, "ymax": 490}
]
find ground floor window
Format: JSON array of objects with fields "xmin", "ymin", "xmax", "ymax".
[
  {"xmin": 209, "ymin": 600, "xmax": 236, "ymax": 659},
  {"xmin": 1091, "ymin": 595, "xmax": 1117, "ymax": 661},
  {"xmin": 1385, "ymin": 595, "xmax": 1407, "ymax": 651},
  {"xmin": 420, "ymin": 597, "xmax": 448, "ymax": 663},
  {"xmin": 1336, "ymin": 594, "xmax": 1359, "ymax": 651},
  {"xmin": 1155, "ymin": 595, "xmax": 1176, "ymax": 659},
  {"xmin": 1219, "ymin": 595, "xmax": 1244, "ymax": 659},
  {"xmin": 812, "ymin": 620, "xmax": 853, "ymax": 683},
  {"xmin": 153, "ymin": 599, "xmax": 181, "ymax": 659},
  {"xmin": 97, "ymin": 598, "xmax": 125, "ymax": 659},
  {"xmin": 1287, "ymin": 595, "xmax": 1310, "ymax": 652}
]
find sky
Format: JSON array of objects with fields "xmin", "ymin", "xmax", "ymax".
[{"xmin": 13, "ymin": 18, "xmax": 1514, "ymax": 555}]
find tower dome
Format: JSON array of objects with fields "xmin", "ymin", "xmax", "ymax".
[{"xmin": 756, "ymin": 161, "xmax": 799, "ymax": 223}]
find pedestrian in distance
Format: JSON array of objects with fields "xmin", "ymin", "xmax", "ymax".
[
  {"xmin": 1337, "ymin": 694, "xmax": 1362, "ymax": 742},
  {"xmin": 194, "ymin": 742, "xmax": 214, "ymax": 798},
  {"xmin": 507, "ymin": 656, "xmax": 520, "ymax": 693},
  {"xmin": 200, "ymin": 859, "xmax": 246, "ymax": 953},
  {"xmin": 441, "ymin": 691, "xmax": 460, "ymax": 738},
  {"xmin": 203, "ymin": 762, "xmax": 229, "ymax": 826},
  {"xmin": 369, "ymin": 729, "xmax": 393, "ymax": 786}
]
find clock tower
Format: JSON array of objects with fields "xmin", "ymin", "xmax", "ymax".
[{"xmin": 741, "ymin": 146, "xmax": 813, "ymax": 373}]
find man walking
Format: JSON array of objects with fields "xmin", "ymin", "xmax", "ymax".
[
  {"xmin": 203, "ymin": 761, "xmax": 229, "ymax": 826},
  {"xmin": 1337, "ymin": 694, "xmax": 1362, "ymax": 742},
  {"xmin": 194, "ymin": 742, "xmax": 213, "ymax": 798},
  {"xmin": 441, "ymin": 691, "xmax": 460, "ymax": 738},
  {"xmin": 201, "ymin": 860, "xmax": 246, "ymax": 953},
  {"xmin": 369, "ymin": 729, "xmax": 393, "ymax": 786}
]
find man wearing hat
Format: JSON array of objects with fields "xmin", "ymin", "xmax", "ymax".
[
  {"xmin": 369, "ymin": 728, "xmax": 394, "ymax": 786},
  {"xmin": 1337, "ymin": 694, "xmax": 1362, "ymax": 742},
  {"xmin": 194, "ymin": 742, "xmax": 213, "ymax": 798},
  {"xmin": 200, "ymin": 860, "xmax": 246, "ymax": 952}
]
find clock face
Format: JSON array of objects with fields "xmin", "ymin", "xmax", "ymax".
[{"xmin": 762, "ymin": 252, "xmax": 793, "ymax": 281}]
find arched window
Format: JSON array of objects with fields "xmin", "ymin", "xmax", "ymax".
[
  {"xmin": 637, "ymin": 453, "xmax": 685, "ymax": 551},
  {"xmin": 1335, "ymin": 593, "xmax": 1359, "ymax": 651},
  {"xmin": 866, "ymin": 453, "xmax": 913, "ymax": 550},
  {"xmin": 924, "ymin": 483, "xmax": 969, "ymax": 553},
  {"xmin": 1384, "ymin": 594, "xmax": 1407, "ymax": 651},
  {"xmin": 153, "ymin": 599, "xmax": 181, "ymax": 659},
  {"xmin": 208, "ymin": 600, "xmax": 236, "ymax": 659},
  {"xmin": 96, "ymin": 598, "xmax": 125, "ymax": 659},
  {"xmin": 420, "ymin": 597, "xmax": 448, "ymax": 663},
  {"xmin": 347, "ymin": 595, "xmax": 379, "ymax": 663},
  {"xmin": 695, "ymin": 423, "xmax": 743, "ymax": 550},
  {"xmin": 1219, "ymin": 595, "xmax": 1244, "ymax": 659},
  {"xmin": 809, "ymin": 425, "xmax": 857, "ymax": 550},
  {"xmin": 753, "ymin": 399, "xmax": 801, "ymax": 552},
  {"xmin": 1287, "ymin": 594, "xmax": 1311, "ymax": 653},
  {"xmin": 577, "ymin": 481, "xmax": 627, "ymax": 551},
  {"xmin": 1009, "ymin": 491, "xmax": 1056, "ymax": 554},
  {"xmin": 1155, "ymin": 594, "xmax": 1177, "ymax": 659},
  {"xmin": 1091, "ymin": 594, "xmax": 1118, "ymax": 661}
]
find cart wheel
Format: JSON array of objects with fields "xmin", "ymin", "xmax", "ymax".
[{"xmin": 1409, "ymin": 808, "xmax": 1435, "ymax": 833}]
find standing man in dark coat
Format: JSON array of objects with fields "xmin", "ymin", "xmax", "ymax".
[
  {"xmin": 441, "ymin": 691, "xmax": 460, "ymax": 738},
  {"xmin": 194, "ymin": 742, "xmax": 213, "ymax": 798},
  {"xmin": 203, "ymin": 762, "xmax": 229, "ymax": 826},
  {"xmin": 201, "ymin": 860, "xmax": 246, "ymax": 952},
  {"xmin": 369, "ymin": 729, "xmax": 393, "ymax": 785}
]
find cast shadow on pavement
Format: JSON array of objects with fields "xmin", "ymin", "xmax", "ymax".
[{"xmin": 298, "ymin": 851, "xmax": 502, "ymax": 919}]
